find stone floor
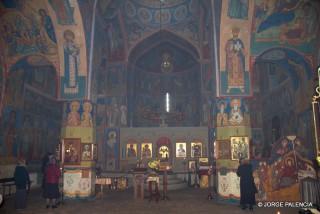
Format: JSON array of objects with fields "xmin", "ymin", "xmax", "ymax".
[{"xmin": 1, "ymin": 188, "xmax": 301, "ymax": 214}]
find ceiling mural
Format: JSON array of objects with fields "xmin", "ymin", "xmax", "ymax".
[{"xmin": 122, "ymin": 0, "xmax": 201, "ymax": 48}]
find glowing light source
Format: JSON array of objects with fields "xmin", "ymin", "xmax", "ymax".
[{"xmin": 166, "ymin": 92, "xmax": 170, "ymax": 112}]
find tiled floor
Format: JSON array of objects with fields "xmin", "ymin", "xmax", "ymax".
[{"xmin": 1, "ymin": 188, "xmax": 301, "ymax": 214}]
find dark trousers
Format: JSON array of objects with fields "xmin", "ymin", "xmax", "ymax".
[{"xmin": 15, "ymin": 189, "xmax": 27, "ymax": 209}]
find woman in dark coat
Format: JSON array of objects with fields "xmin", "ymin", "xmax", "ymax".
[
  {"xmin": 237, "ymin": 159, "xmax": 257, "ymax": 211},
  {"xmin": 14, "ymin": 159, "xmax": 30, "ymax": 210}
]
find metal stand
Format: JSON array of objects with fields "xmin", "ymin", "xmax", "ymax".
[{"xmin": 161, "ymin": 168, "xmax": 170, "ymax": 200}]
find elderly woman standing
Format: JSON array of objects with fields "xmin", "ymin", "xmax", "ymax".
[
  {"xmin": 236, "ymin": 159, "xmax": 257, "ymax": 211},
  {"xmin": 14, "ymin": 159, "xmax": 30, "ymax": 210},
  {"xmin": 44, "ymin": 157, "xmax": 61, "ymax": 209}
]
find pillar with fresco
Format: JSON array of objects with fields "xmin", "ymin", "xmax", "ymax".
[
  {"xmin": 214, "ymin": 98, "xmax": 252, "ymax": 203},
  {"xmin": 59, "ymin": 100, "xmax": 96, "ymax": 199}
]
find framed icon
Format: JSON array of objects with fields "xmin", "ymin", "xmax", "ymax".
[
  {"xmin": 216, "ymin": 140, "xmax": 231, "ymax": 159},
  {"xmin": 126, "ymin": 143, "xmax": 137, "ymax": 158},
  {"xmin": 191, "ymin": 142, "xmax": 202, "ymax": 158},
  {"xmin": 176, "ymin": 142, "xmax": 187, "ymax": 158},
  {"xmin": 230, "ymin": 136, "xmax": 249, "ymax": 160},
  {"xmin": 63, "ymin": 138, "xmax": 81, "ymax": 165},
  {"xmin": 188, "ymin": 160, "xmax": 196, "ymax": 171},
  {"xmin": 81, "ymin": 143, "xmax": 93, "ymax": 161},
  {"xmin": 141, "ymin": 143, "xmax": 152, "ymax": 159}
]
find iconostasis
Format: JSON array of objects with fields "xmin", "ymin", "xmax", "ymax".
[{"xmin": 119, "ymin": 127, "xmax": 209, "ymax": 171}]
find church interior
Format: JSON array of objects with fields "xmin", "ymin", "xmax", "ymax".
[{"xmin": 0, "ymin": 0, "xmax": 320, "ymax": 213}]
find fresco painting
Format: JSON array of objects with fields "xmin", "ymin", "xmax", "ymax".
[
  {"xmin": 0, "ymin": 87, "xmax": 62, "ymax": 162},
  {"xmin": 0, "ymin": 55, "xmax": 61, "ymax": 163},
  {"xmin": 97, "ymin": 63, "xmax": 126, "ymax": 96},
  {"xmin": 219, "ymin": 0, "xmax": 253, "ymax": 97},
  {"xmin": 104, "ymin": 17, "xmax": 126, "ymax": 62},
  {"xmin": 251, "ymin": 0, "xmax": 320, "ymax": 55},
  {"xmin": 105, "ymin": 128, "xmax": 120, "ymax": 171},
  {"xmin": 228, "ymin": 0, "xmax": 249, "ymax": 20},
  {"xmin": 0, "ymin": 0, "xmax": 57, "ymax": 57},
  {"xmin": 64, "ymin": 100, "xmax": 94, "ymax": 128},
  {"xmin": 123, "ymin": 0, "xmax": 200, "ymax": 48},
  {"xmin": 215, "ymin": 98, "xmax": 250, "ymax": 127},
  {"xmin": 49, "ymin": 0, "xmax": 75, "ymax": 25}
]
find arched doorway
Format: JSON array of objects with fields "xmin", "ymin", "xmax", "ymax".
[
  {"xmin": 252, "ymin": 48, "xmax": 314, "ymax": 157},
  {"xmin": 128, "ymin": 31, "xmax": 201, "ymax": 127}
]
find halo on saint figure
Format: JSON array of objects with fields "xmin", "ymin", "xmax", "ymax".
[{"xmin": 83, "ymin": 101, "xmax": 92, "ymax": 112}]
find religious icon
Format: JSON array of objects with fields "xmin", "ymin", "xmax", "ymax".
[
  {"xmin": 188, "ymin": 160, "xmax": 196, "ymax": 172},
  {"xmin": 230, "ymin": 137, "xmax": 249, "ymax": 160},
  {"xmin": 191, "ymin": 142, "xmax": 202, "ymax": 158},
  {"xmin": 126, "ymin": 144, "xmax": 137, "ymax": 158},
  {"xmin": 63, "ymin": 138, "xmax": 81, "ymax": 165},
  {"xmin": 81, "ymin": 101, "xmax": 93, "ymax": 127},
  {"xmin": 216, "ymin": 101, "xmax": 228, "ymax": 127},
  {"xmin": 159, "ymin": 146, "xmax": 169, "ymax": 160},
  {"xmin": 176, "ymin": 142, "xmax": 187, "ymax": 158},
  {"xmin": 225, "ymin": 27, "xmax": 246, "ymax": 93},
  {"xmin": 81, "ymin": 143, "xmax": 92, "ymax": 161},
  {"xmin": 216, "ymin": 141, "xmax": 231, "ymax": 159},
  {"xmin": 229, "ymin": 98, "xmax": 243, "ymax": 125},
  {"xmin": 141, "ymin": 143, "xmax": 152, "ymax": 159},
  {"xmin": 67, "ymin": 100, "xmax": 81, "ymax": 126},
  {"xmin": 63, "ymin": 29, "xmax": 80, "ymax": 94}
]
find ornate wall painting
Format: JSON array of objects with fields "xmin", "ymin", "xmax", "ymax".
[
  {"xmin": 123, "ymin": 0, "xmax": 200, "ymax": 48},
  {"xmin": 141, "ymin": 143, "xmax": 152, "ymax": 159},
  {"xmin": 251, "ymin": 0, "xmax": 320, "ymax": 55},
  {"xmin": 105, "ymin": 128, "xmax": 120, "ymax": 170},
  {"xmin": 81, "ymin": 143, "xmax": 92, "ymax": 161},
  {"xmin": 80, "ymin": 101, "xmax": 93, "ymax": 127},
  {"xmin": 219, "ymin": 0, "xmax": 253, "ymax": 97},
  {"xmin": 66, "ymin": 100, "xmax": 81, "ymax": 127},
  {"xmin": 104, "ymin": 64, "xmax": 127, "ymax": 96},
  {"xmin": 0, "ymin": 1, "xmax": 58, "ymax": 57},
  {"xmin": 104, "ymin": 17, "xmax": 125, "ymax": 62},
  {"xmin": 48, "ymin": 0, "xmax": 75, "ymax": 25},
  {"xmin": 98, "ymin": 96, "xmax": 127, "ymax": 128},
  {"xmin": 60, "ymin": 29, "xmax": 86, "ymax": 99},
  {"xmin": 201, "ymin": 64, "xmax": 213, "ymax": 92},
  {"xmin": 216, "ymin": 141, "xmax": 231, "ymax": 159},
  {"xmin": 176, "ymin": 142, "xmax": 187, "ymax": 158},
  {"xmin": 228, "ymin": 0, "xmax": 248, "ymax": 20},
  {"xmin": 64, "ymin": 100, "xmax": 94, "ymax": 128},
  {"xmin": 126, "ymin": 143, "xmax": 137, "ymax": 158},
  {"xmin": 63, "ymin": 138, "xmax": 81, "ymax": 165},
  {"xmin": 188, "ymin": 160, "xmax": 196, "ymax": 171},
  {"xmin": 191, "ymin": 142, "xmax": 202, "ymax": 158},
  {"xmin": 230, "ymin": 136, "xmax": 249, "ymax": 160},
  {"xmin": 220, "ymin": 27, "xmax": 250, "ymax": 96},
  {"xmin": 251, "ymin": 129, "xmax": 263, "ymax": 160},
  {"xmin": 215, "ymin": 98, "xmax": 250, "ymax": 127}
]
